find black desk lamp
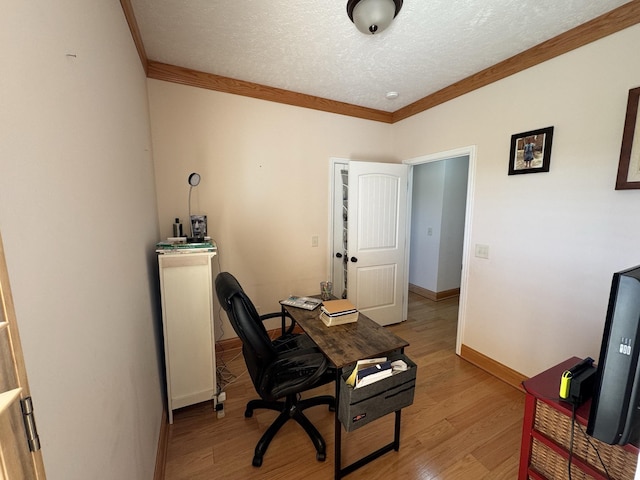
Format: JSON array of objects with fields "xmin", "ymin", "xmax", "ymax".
[{"xmin": 188, "ymin": 172, "xmax": 201, "ymax": 239}]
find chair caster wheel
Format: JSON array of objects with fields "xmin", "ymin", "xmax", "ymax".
[
  {"xmin": 244, "ymin": 409, "xmax": 253, "ymax": 418},
  {"xmin": 252, "ymin": 455, "xmax": 263, "ymax": 467},
  {"xmin": 316, "ymin": 452, "xmax": 326, "ymax": 462}
]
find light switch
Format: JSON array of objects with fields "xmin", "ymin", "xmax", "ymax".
[{"xmin": 311, "ymin": 235, "xmax": 319, "ymax": 247}]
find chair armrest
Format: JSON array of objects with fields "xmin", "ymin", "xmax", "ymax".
[
  {"xmin": 260, "ymin": 311, "xmax": 295, "ymax": 335},
  {"xmin": 259, "ymin": 311, "xmax": 287, "ymax": 321}
]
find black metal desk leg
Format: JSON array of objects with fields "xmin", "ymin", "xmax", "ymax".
[
  {"xmin": 394, "ymin": 410, "xmax": 402, "ymax": 451},
  {"xmin": 334, "ymin": 367, "xmax": 342, "ymax": 480},
  {"xmin": 280, "ymin": 306, "xmax": 287, "ymax": 336}
]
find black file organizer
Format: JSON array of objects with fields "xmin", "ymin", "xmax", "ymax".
[{"xmin": 338, "ymin": 353, "xmax": 417, "ymax": 432}]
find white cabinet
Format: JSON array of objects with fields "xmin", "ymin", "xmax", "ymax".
[{"xmin": 158, "ymin": 251, "xmax": 216, "ymax": 423}]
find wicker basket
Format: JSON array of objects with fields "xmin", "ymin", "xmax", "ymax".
[
  {"xmin": 531, "ymin": 400, "xmax": 637, "ymax": 480},
  {"xmin": 531, "ymin": 438, "xmax": 598, "ymax": 480}
]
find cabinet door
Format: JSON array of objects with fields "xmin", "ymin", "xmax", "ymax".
[
  {"xmin": 0, "ymin": 233, "xmax": 46, "ymax": 478},
  {"xmin": 159, "ymin": 255, "xmax": 215, "ymax": 413}
]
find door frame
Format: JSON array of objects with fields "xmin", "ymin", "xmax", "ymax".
[{"xmin": 403, "ymin": 145, "xmax": 477, "ymax": 355}]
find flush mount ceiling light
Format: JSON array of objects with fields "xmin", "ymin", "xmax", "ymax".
[{"xmin": 347, "ymin": 0, "xmax": 403, "ymax": 35}]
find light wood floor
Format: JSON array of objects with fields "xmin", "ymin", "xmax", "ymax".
[{"xmin": 164, "ymin": 293, "xmax": 525, "ymax": 479}]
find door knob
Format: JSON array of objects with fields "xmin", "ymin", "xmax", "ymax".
[
  {"xmin": 335, "ymin": 253, "xmax": 342, "ymax": 258},
  {"xmin": 350, "ymin": 257, "xmax": 358, "ymax": 263}
]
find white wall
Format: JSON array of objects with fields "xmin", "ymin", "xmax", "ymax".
[
  {"xmin": 438, "ymin": 157, "xmax": 469, "ymax": 291},
  {"xmin": 409, "ymin": 156, "xmax": 468, "ymax": 293},
  {"xmin": 0, "ymin": 2, "xmax": 162, "ymax": 479},
  {"xmin": 394, "ymin": 24, "xmax": 640, "ymax": 377},
  {"xmin": 147, "ymin": 79, "xmax": 397, "ymax": 338},
  {"xmin": 409, "ymin": 161, "xmax": 445, "ymax": 291}
]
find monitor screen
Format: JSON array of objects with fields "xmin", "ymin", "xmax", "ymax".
[{"xmin": 587, "ymin": 265, "xmax": 640, "ymax": 446}]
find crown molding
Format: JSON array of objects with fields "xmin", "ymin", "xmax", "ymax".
[
  {"xmin": 146, "ymin": 61, "xmax": 393, "ymax": 123},
  {"xmin": 121, "ymin": 1, "xmax": 640, "ymax": 124},
  {"xmin": 119, "ymin": 0, "xmax": 148, "ymax": 74},
  {"xmin": 392, "ymin": 0, "xmax": 640, "ymax": 122}
]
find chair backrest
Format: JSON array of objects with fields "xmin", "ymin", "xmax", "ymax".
[{"xmin": 215, "ymin": 272, "xmax": 277, "ymax": 385}]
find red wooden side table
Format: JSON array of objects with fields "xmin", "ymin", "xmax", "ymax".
[{"xmin": 519, "ymin": 357, "xmax": 638, "ymax": 480}]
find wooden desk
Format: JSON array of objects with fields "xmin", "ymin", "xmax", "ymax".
[
  {"xmin": 282, "ymin": 304, "xmax": 409, "ymax": 479},
  {"xmin": 520, "ymin": 357, "xmax": 638, "ymax": 480}
]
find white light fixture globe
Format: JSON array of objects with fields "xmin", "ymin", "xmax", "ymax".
[{"xmin": 347, "ymin": 0, "xmax": 403, "ymax": 35}]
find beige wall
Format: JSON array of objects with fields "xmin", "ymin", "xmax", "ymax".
[
  {"xmin": 150, "ymin": 24, "xmax": 640, "ymax": 379},
  {"xmin": 394, "ymin": 24, "xmax": 640, "ymax": 377},
  {"xmin": 1, "ymin": 2, "xmax": 162, "ymax": 479},
  {"xmin": 148, "ymin": 80, "xmax": 396, "ymax": 336}
]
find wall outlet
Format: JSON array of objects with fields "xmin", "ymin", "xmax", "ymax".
[{"xmin": 475, "ymin": 244, "xmax": 490, "ymax": 259}]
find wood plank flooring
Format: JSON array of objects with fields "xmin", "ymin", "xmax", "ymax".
[{"xmin": 163, "ymin": 293, "xmax": 525, "ymax": 479}]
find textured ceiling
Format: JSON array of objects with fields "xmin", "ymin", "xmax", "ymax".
[{"xmin": 129, "ymin": 0, "xmax": 631, "ymax": 112}]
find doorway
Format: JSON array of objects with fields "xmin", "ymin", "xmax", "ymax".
[{"xmin": 404, "ymin": 146, "xmax": 476, "ymax": 355}]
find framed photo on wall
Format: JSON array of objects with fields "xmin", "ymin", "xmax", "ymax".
[
  {"xmin": 615, "ymin": 86, "xmax": 640, "ymax": 190},
  {"xmin": 508, "ymin": 126, "xmax": 554, "ymax": 175}
]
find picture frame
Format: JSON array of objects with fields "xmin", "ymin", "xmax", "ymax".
[
  {"xmin": 190, "ymin": 214, "xmax": 207, "ymax": 239},
  {"xmin": 615, "ymin": 86, "xmax": 640, "ymax": 190},
  {"xmin": 508, "ymin": 126, "xmax": 554, "ymax": 175}
]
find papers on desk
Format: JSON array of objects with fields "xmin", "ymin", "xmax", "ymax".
[
  {"xmin": 346, "ymin": 357, "xmax": 409, "ymax": 389},
  {"xmin": 156, "ymin": 238, "xmax": 216, "ymax": 254},
  {"xmin": 279, "ymin": 296, "xmax": 322, "ymax": 310},
  {"xmin": 319, "ymin": 299, "xmax": 359, "ymax": 326}
]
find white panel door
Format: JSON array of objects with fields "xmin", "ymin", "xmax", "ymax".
[{"xmin": 347, "ymin": 161, "xmax": 409, "ymax": 326}]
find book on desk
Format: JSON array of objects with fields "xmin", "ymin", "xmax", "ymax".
[{"xmin": 320, "ymin": 299, "xmax": 359, "ymax": 326}]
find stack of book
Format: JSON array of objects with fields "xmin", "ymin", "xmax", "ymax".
[
  {"xmin": 346, "ymin": 357, "xmax": 409, "ymax": 389},
  {"xmin": 319, "ymin": 299, "xmax": 359, "ymax": 326},
  {"xmin": 344, "ymin": 357, "xmax": 390, "ymax": 388}
]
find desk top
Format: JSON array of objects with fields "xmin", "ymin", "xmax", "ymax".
[{"xmin": 283, "ymin": 304, "xmax": 409, "ymax": 369}]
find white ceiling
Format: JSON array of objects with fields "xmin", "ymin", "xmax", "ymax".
[{"xmin": 129, "ymin": 0, "xmax": 631, "ymax": 112}]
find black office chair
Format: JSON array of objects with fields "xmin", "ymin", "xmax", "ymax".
[{"xmin": 215, "ymin": 272, "xmax": 335, "ymax": 467}]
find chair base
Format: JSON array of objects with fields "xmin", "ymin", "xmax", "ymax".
[{"xmin": 245, "ymin": 394, "xmax": 336, "ymax": 467}]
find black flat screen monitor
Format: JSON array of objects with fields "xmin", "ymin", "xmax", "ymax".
[{"xmin": 587, "ymin": 265, "xmax": 640, "ymax": 446}]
